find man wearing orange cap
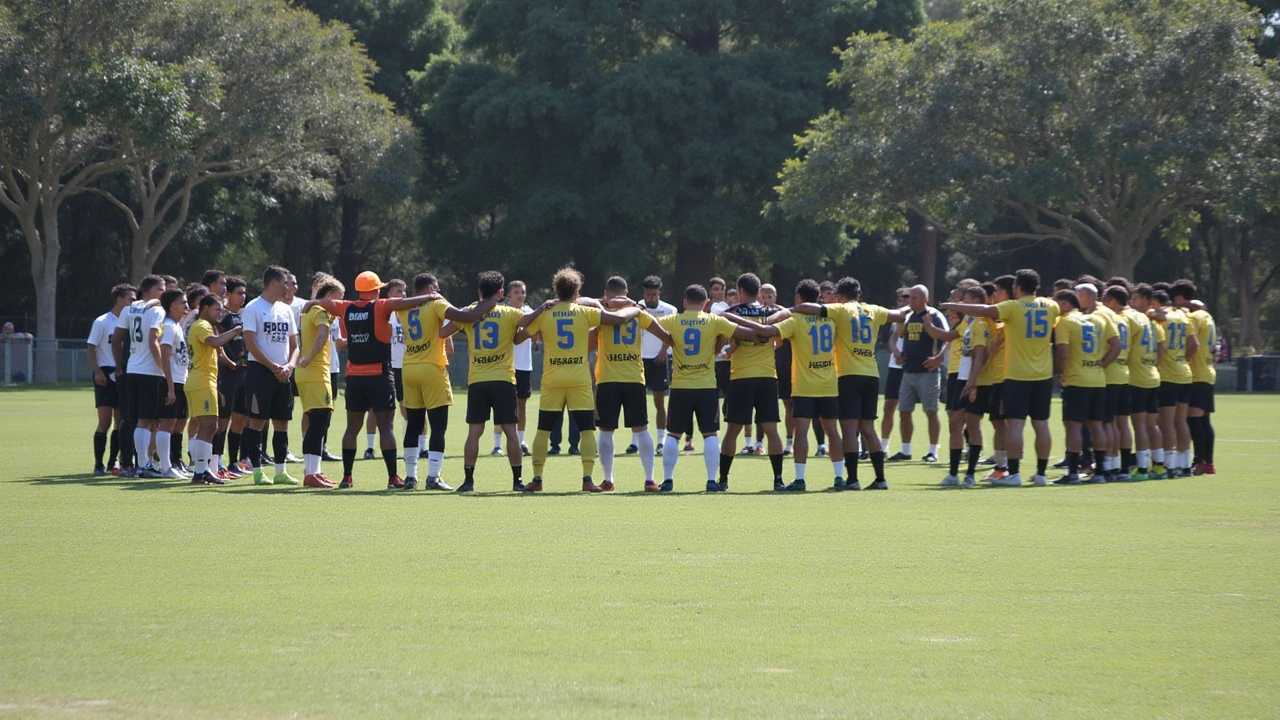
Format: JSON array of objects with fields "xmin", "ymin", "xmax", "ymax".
[{"xmin": 304, "ymin": 270, "xmax": 446, "ymax": 489}]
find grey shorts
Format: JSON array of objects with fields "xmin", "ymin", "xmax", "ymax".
[{"xmin": 898, "ymin": 370, "xmax": 941, "ymax": 413}]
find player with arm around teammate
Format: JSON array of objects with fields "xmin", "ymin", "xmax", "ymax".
[{"xmin": 185, "ymin": 294, "xmax": 243, "ymax": 484}]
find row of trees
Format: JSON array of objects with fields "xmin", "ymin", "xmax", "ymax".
[{"xmin": 2, "ymin": 0, "xmax": 1279, "ymax": 382}]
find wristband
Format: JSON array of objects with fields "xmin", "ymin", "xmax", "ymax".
[{"xmin": 819, "ymin": 306, "xmax": 828, "ymax": 319}]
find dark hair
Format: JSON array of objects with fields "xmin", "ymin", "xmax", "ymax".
[
  {"xmin": 1103, "ymin": 285, "xmax": 1130, "ymax": 306},
  {"xmin": 819, "ymin": 280, "xmax": 836, "ymax": 294},
  {"xmin": 477, "ymin": 270, "xmax": 505, "ymax": 298},
  {"xmin": 111, "ymin": 283, "xmax": 136, "ymax": 302},
  {"xmin": 413, "ymin": 273, "xmax": 439, "ymax": 294},
  {"xmin": 386, "ymin": 278, "xmax": 407, "ymax": 294},
  {"xmin": 315, "ymin": 280, "xmax": 345, "ymax": 299},
  {"xmin": 993, "ymin": 275, "xmax": 1015, "ymax": 296},
  {"xmin": 198, "ymin": 294, "xmax": 222, "ymax": 311},
  {"xmin": 604, "ymin": 276, "xmax": 628, "ymax": 294},
  {"xmin": 1014, "ymin": 269, "xmax": 1040, "ymax": 295},
  {"xmin": 641, "ymin": 275, "xmax": 662, "ymax": 291},
  {"xmin": 1076, "ymin": 274, "xmax": 1103, "ymax": 288},
  {"xmin": 1151, "ymin": 281, "xmax": 1171, "ymax": 292},
  {"xmin": 708, "ymin": 277, "xmax": 726, "ymax": 290},
  {"xmin": 835, "ymin": 277, "xmax": 861, "ymax": 300},
  {"xmin": 1170, "ymin": 279, "xmax": 1197, "ymax": 301},
  {"xmin": 684, "ymin": 284, "xmax": 708, "ymax": 304},
  {"xmin": 226, "ymin": 276, "xmax": 247, "ymax": 294},
  {"xmin": 186, "ymin": 284, "xmax": 208, "ymax": 309},
  {"xmin": 1053, "ymin": 289, "xmax": 1080, "ymax": 310},
  {"xmin": 737, "ymin": 273, "xmax": 761, "ymax": 297},
  {"xmin": 963, "ymin": 286, "xmax": 987, "ymax": 303},
  {"xmin": 262, "ymin": 265, "xmax": 288, "ymax": 287},
  {"xmin": 200, "ymin": 269, "xmax": 226, "ymax": 287},
  {"xmin": 1152, "ymin": 290, "xmax": 1171, "ymax": 305},
  {"xmin": 160, "ymin": 289, "xmax": 187, "ymax": 314},
  {"xmin": 795, "ymin": 279, "xmax": 821, "ymax": 303},
  {"xmin": 1132, "ymin": 283, "xmax": 1154, "ymax": 300},
  {"xmin": 160, "ymin": 274, "xmax": 180, "ymax": 289},
  {"xmin": 553, "ymin": 267, "xmax": 583, "ymax": 301},
  {"xmin": 980, "ymin": 282, "xmax": 997, "ymax": 299},
  {"xmin": 138, "ymin": 275, "xmax": 165, "ymax": 295},
  {"xmin": 1053, "ymin": 278, "xmax": 1073, "ymax": 292}
]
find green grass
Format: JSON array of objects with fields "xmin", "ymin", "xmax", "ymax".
[{"xmin": 0, "ymin": 388, "xmax": 1277, "ymax": 718}]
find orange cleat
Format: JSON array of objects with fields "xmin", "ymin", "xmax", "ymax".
[
  {"xmin": 304, "ymin": 473, "xmax": 334, "ymax": 489},
  {"xmin": 599, "ymin": 480, "xmax": 615, "ymax": 491},
  {"xmin": 582, "ymin": 480, "xmax": 603, "ymax": 493},
  {"xmin": 644, "ymin": 480, "xmax": 660, "ymax": 492}
]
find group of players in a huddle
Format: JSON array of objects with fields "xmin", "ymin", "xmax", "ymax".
[{"xmin": 85, "ymin": 263, "xmax": 1218, "ymax": 492}]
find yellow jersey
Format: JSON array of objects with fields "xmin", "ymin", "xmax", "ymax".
[
  {"xmin": 296, "ymin": 306, "xmax": 332, "ymax": 384},
  {"xmin": 724, "ymin": 303, "xmax": 780, "ymax": 380},
  {"xmin": 460, "ymin": 303, "xmax": 525, "ymax": 385},
  {"xmin": 185, "ymin": 319, "xmax": 219, "ymax": 393},
  {"xmin": 1188, "ymin": 309, "xmax": 1217, "ymax": 385},
  {"xmin": 772, "ymin": 314, "xmax": 838, "ymax": 397},
  {"xmin": 527, "ymin": 302, "xmax": 600, "ymax": 388},
  {"xmin": 397, "ymin": 301, "xmax": 452, "ymax": 368},
  {"xmin": 657, "ymin": 311, "xmax": 738, "ymax": 390},
  {"xmin": 827, "ymin": 302, "xmax": 889, "ymax": 378},
  {"xmin": 996, "ymin": 296, "xmax": 1060, "ymax": 381},
  {"xmin": 1126, "ymin": 309, "xmax": 1162, "ymax": 389},
  {"xmin": 948, "ymin": 316, "xmax": 968, "ymax": 375},
  {"xmin": 1092, "ymin": 305, "xmax": 1128, "ymax": 385},
  {"xmin": 1156, "ymin": 308, "xmax": 1193, "ymax": 384},
  {"xmin": 974, "ymin": 319, "xmax": 1005, "ymax": 386},
  {"xmin": 1055, "ymin": 310, "xmax": 1107, "ymax": 388},
  {"xmin": 596, "ymin": 312, "xmax": 653, "ymax": 385}
]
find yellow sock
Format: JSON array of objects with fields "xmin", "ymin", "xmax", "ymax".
[
  {"xmin": 578, "ymin": 430, "xmax": 596, "ymax": 478},
  {"xmin": 532, "ymin": 429, "xmax": 551, "ymax": 477}
]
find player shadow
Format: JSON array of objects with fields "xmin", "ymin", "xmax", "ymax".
[{"xmin": 19, "ymin": 473, "xmax": 182, "ymax": 492}]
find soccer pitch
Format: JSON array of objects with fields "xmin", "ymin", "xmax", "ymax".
[{"xmin": 0, "ymin": 388, "xmax": 1276, "ymax": 718}]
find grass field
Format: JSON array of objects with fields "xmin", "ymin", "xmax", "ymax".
[{"xmin": 0, "ymin": 387, "xmax": 1277, "ymax": 718}]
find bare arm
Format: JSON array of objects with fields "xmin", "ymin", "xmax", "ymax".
[
  {"xmin": 160, "ymin": 341, "xmax": 176, "ymax": 404},
  {"xmin": 940, "ymin": 302, "xmax": 999, "ymax": 319},
  {"xmin": 517, "ymin": 299, "xmax": 556, "ymax": 329},
  {"xmin": 111, "ymin": 327, "xmax": 127, "ymax": 373},
  {"xmin": 299, "ymin": 325, "xmax": 329, "ymax": 367},
  {"xmin": 382, "ymin": 293, "xmax": 443, "ymax": 312},
  {"xmin": 644, "ymin": 321, "xmax": 673, "ymax": 346},
  {"xmin": 444, "ymin": 297, "xmax": 498, "ymax": 324},
  {"xmin": 148, "ymin": 326, "xmax": 164, "ymax": 372},
  {"xmin": 204, "ymin": 326, "xmax": 243, "ymax": 349},
  {"xmin": 88, "ymin": 343, "xmax": 106, "ymax": 386},
  {"xmin": 1101, "ymin": 336, "xmax": 1122, "ymax": 367},
  {"xmin": 599, "ymin": 305, "xmax": 641, "ymax": 325},
  {"xmin": 1186, "ymin": 332, "xmax": 1200, "ymax": 360},
  {"xmin": 1054, "ymin": 340, "xmax": 1069, "ymax": 379},
  {"xmin": 964, "ymin": 345, "xmax": 986, "ymax": 398}
]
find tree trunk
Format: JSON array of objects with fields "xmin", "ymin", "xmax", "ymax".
[
  {"xmin": 309, "ymin": 198, "xmax": 326, "ymax": 278},
  {"xmin": 337, "ymin": 195, "xmax": 361, "ymax": 299},
  {"xmin": 672, "ymin": 234, "xmax": 716, "ymax": 304},
  {"xmin": 33, "ymin": 201, "xmax": 60, "ymax": 383},
  {"xmin": 919, "ymin": 223, "xmax": 938, "ymax": 300}
]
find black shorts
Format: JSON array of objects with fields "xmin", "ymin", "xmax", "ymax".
[
  {"xmin": 290, "ymin": 375, "xmax": 300, "ymax": 398},
  {"xmin": 330, "ymin": 371, "xmax": 341, "ymax": 393},
  {"xmin": 245, "ymin": 362, "xmax": 295, "ymax": 421},
  {"xmin": 666, "ymin": 388, "xmax": 719, "ymax": 436},
  {"xmin": 1129, "ymin": 386, "xmax": 1159, "ymax": 415},
  {"xmin": 715, "ymin": 361, "xmax": 731, "ymax": 397},
  {"xmin": 884, "ymin": 367, "xmax": 904, "ymax": 401},
  {"xmin": 1158, "ymin": 381, "xmax": 1192, "ymax": 408},
  {"xmin": 944, "ymin": 373, "xmax": 965, "ymax": 412},
  {"xmin": 838, "ymin": 375, "xmax": 879, "ymax": 420},
  {"xmin": 133, "ymin": 374, "xmax": 167, "ymax": 421},
  {"xmin": 161, "ymin": 382, "xmax": 189, "ymax": 419},
  {"xmin": 1104, "ymin": 384, "xmax": 1128, "ymax": 420},
  {"xmin": 218, "ymin": 367, "xmax": 248, "ymax": 419},
  {"xmin": 596, "ymin": 382, "xmax": 648, "ymax": 430},
  {"xmin": 968, "ymin": 383, "xmax": 993, "ymax": 417},
  {"xmin": 515, "ymin": 369, "xmax": 532, "ymax": 399},
  {"xmin": 776, "ymin": 363, "xmax": 793, "ymax": 400},
  {"xmin": 1189, "ymin": 382, "xmax": 1215, "ymax": 413},
  {"xmin": 725, "ymin": 377, "xmax": 781, "ymax": 425},
  {"xmin": 1061, "ymin": 386, "xmax": 1105, "ymax": 423},
  {"xmin": 346, "ymin": 371, "xmax": 396, "ymax": 414},
  {"xmin": 643, "ymin": 358, "xmax": 670, "ymax": 392},
  {"xmin": 793, "ymin": 395, "xmax": 840, "ymax": 420},
  {"xmin": 392, "ymin": 367, "xmax": 404, "ymax": 402},
  {"xmin": 466, "ymin": 381, "xmax": 518, "ymax": 425},
  {"xmin": 95, "ymin": 367, "xmax": 119, "ymax": 408},
  {"xmin": 1001, "ymin": 378, "xmax": 1052, "ymax": 421}
]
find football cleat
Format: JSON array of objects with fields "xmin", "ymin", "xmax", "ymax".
[
  {"xmin": 624, "ymin": 444, "xmax": 639, "ymax": 455},
  {"xmin": 659, "ymin": 479, "xmax": 674, "ymax": 492},
  {"xmin": 739, "ymin": 445, "xmax": 755, "ymax": 456},
  {"xmin": 424, "ymin": 476, "xmax": 453, "ymax": 491},
  {"xmin": 583, "ymin": 479, "xmax": 603, "ymax": 493},
  {"xmin": 845, "ymin": 479, "xmax": 862, "ymax": 491},
  {"xmin": 785, "ymin": 479, "xmax": 806, "ymax": 492},
  {"xmin": 683, "ymin": 440, "xmax": 695, "ymax": 453},
  {"xmin": 1194, "ymin": 462, "xmax": 1216, "ymax": 475},
  {"xmin": 1031, "ymin": 474, "xmax": 1048, "ymax": 486},
  {"xmin": 93, "ymin": 465, "xmax": 107, "ymax": 476},
  {"xmin": 161, "ymin": 467, "xmax": 189, "ymax": 480},
  {"xmin": 285, "ymin": 451, "xmax": 302, "ymax": 464},
  {"xmin": 456, "ymin": 480, "xmax": 474, "ymax": 493},
  {"xmin": 489, "ymin": 447, "xmax": 504, "ymax": 457},
  {"xmin": 990, "ymin": 473, "xmax": 1021, "ymax": 487},
  {"xmin": 887, "ymin": 452, "xmax": 911, "ymax": 462},
  {"xmin": 524, "ymin": 479, "xmax": 543, "ymax": 492},
  {"xmin": 985, "ymin": 469, "xmax": 1009, "ymax": 482},
  {"xmin": 962, "ymin": 475, "xmax": 976, "ymax": 488},
  {"xmin": 815, "ymin": 444, "xmax": 828, "ymax": 458},
  {"xmin": 521, "ymin": 443, "xmax": 532, "ymax": 457},
  {"xmin": 644, "ymin": 480, "xmax": 660, "ymax": 492},
  {"xmin": 1129, "ymin": 470, "xmax": 1150, "ymax": 481},
  {"xmin": 303, "ymin": 474, "xmax": 334, "ymax": 489},
  {"xmin": 1052, "ymin": 458, "xmax": 1071, "ymax": 470},
  {"xmin": 511, "ymin": 479, "xmax": 526, "ymax": 492},
  {"xmin": 599, "ymin": 480, "xmax": 615, "ymax": 492},
  {"xmin": 204, "ymin": 472, "xmax": 228, "ymax": 486},
  {"xmin": 832, "ymin": 477, "xmax": 846, "ymax": 491},
  {"xmin": 402, "ymin": 477, "xmax": 418, "ymax": 490},
  {"xmin": 322, "ymin": 451, "xmax": 342, "ymax": 462},
  {"xmin": 921, "ymin": 452, "xmax": 939, "ymax": 463},
  {"xmin": 363, "ymin": 448, "xmax": 376, "ymax": 460},
  {"xmin": 866, "ymin": 479, "xmax": 889, "ymax": 490},
  {"xmin": 387, "ymin": 475, "xmax": 405, "ymax": 490},
  {"xmin": 1053, "ymin": 474, "xmax": 1082, "ymax": 485},
  {"xmin": 253, "ymin": 467, "xmax": 271, "ymax": 485},
  {"xmin": 705, "ymin": 480, "xmax": 723, "ymax": 492},
  {"xmin": 338, "ymin": 475, "xmax": 354, "ymax": 489},
  {"xmin": 274, "ymin": 472, "xmax": 301, "ymax": 486},
  {"xmin": 939, "ymin": 474, "xmax": 960, "ymax": 487}
]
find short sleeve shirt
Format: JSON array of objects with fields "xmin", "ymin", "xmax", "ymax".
[
  {"xmin": 460, "ymin": 303, "xmax": 526, "ymax": 385},
  {"xmin": 724, "ymin": 303, "xmax": 780, "ymax": 380},
  {"xmin": 996, "ymin": 296, "xmax": 1061, "ymax": 381},
  {"xmin": 88, "ymin": 311, "xmax": 120, "ymax": 368},
  {"xmin": 596, "ymin": 311, "xmax": 653, "ymax": 385},
  {"xmin": 528, "ymin": 302, "xmax": 601, "ymax": 388},
  {"xmin": 297, "ymin": 306, "xmax": 333, "ymax": 384},
  {"xmin": 242, "ymin": 296, "xmax": 298, "ymax": 367},
  {"xmin": 657, "ymin": 311, "xmax": 738, "ymax": 390},
  {"xmin": 161, "ymin": 318, "xmax": 189, "ymax": 385},
  {"xmin": 1189, "ymin": 309, "xmax": 1217, "ymax": 385},
  {"xmin": 186, "ymin": 319, "xmax": 219, "ymax": 393},
  {"xmin": 772, "ymin": 314, "xmax": 838, "ymax": 398},
  {"xmin": 827, "ymin": 302, "xmax": 889, "ymax": 378}
]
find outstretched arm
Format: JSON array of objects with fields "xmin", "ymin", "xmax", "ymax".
[
  {"xmin": 599, "ymin": 305, "xmax": 641, "ymax": 325},
  {"xmin": 205, "ymin": 325, "xmax": 243, "ymax": 349},
  {"xmin": 940, "ymin": 302, "xmax": 999, "ymax": 319},
  {"xmin": 518, "ymin": 299, "xmax": 557, "ymax": 329},
  {"xmin": 444, "ymin": 297, "xmax": 498, "ymax": 324},
  {"xmin": 382, "ymin": 293, "xmax": 444, "ymax": 312}
]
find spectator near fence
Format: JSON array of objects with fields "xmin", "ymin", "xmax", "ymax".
[{"xmin": 3, "ymin": 321, "xmax": 34, "ymax": 383}]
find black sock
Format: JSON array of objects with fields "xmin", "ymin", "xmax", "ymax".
[
  {"xmin": 949, "ymin": 448, "xmax": 962, "ymax": 476},
  {"xmin": 769, "ymin": 453, "xmax": 784, "ymax": 480},
  {"xmin": 720, "ymin": 454, "xmax": 734, "ymax": 482},
  {"xmin": 1009, "ymin": 458, "xmax": 1021, "ymax": 475},
  {"xmin": 94, "ymin": 432, "xmax": 107, "ymax": 467},
  {"xmin": 848, "ymin": 452, "xmax": 859, "ymax": 481},
  {"xmin": 1203, "ymin": 415, "xmax": 1215, "ymax": 463},
  {"xmin": 108, "ymin": 429, "xmax": 119, "ymax": 466},
  {"xmin": 119, "ymin": 420, "xmax": 136, "ymax": 468},
  {"xmin": 1036, "ymin": 458, "xmax": 1048, "ymax": 476},
  {"xmin": 464, "ymin": 465, "xmax": 475, "ymax": 482},
  {"xmin": 1187, "ymin": 416, "xmax": 1204, "ymax": 463},
  {"xmin": 870, "ymin": 451, "xmax": 886, "ymax": 480},
  {"xmin": 228, "ymin": 431, "xmax": 242, "ymax": 464},
  {"xmin": 1067, "ymin": 451, "xmax": 1080, "ymax": 475},
  {"xmin": 342, "ymin": 447, "xmax": 356, "ymax": 476},
  {"xmin": 273, "ymin": 432, "xmax": 288, "ymax": 465},
  {"xmin": 212, "ymin": 430, "xmax": 226, "ymax": 457},
  {"xmin": 511, "ymin": 463, "xmax": 522, "ymax": 481},
  {"xmin": 172, "ymin": 433, "xmax": 184, "ymax": 464},
  {"xmin": 382, "ymin": 447, "xmax": 397, "ymax": 477},
  {"xmin": 261, "ymin": 430, "xmax": 269, "ymax": 459},
  {"xmin": 1092, "ymin": 450, "xmax": 1106, "ymax": 473},
  {"xmin": 966, "ymin": 444, "xmax": 982, "ymax": 476},
  {"xmin": 240, "ymin": 428, "xmax": 260, "ymax": 467},
  {"xmin": 1121, "ymin": 448, "xmax": 1135, "ymax": 471}
]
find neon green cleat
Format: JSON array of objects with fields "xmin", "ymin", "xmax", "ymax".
[
  {"xmin": 253, "ymin": 467, "xmax": 271, "ymax": 485},
  {"xmin": 1129, "ymin": 470, "xmax": 1150, "ymax": 481},
  {"xmin": 273, "ymin": 471, "xmax": 301, "ymax": 486}
]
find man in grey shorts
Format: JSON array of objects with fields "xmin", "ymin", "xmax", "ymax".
[{"xmin": 890, "ymin": 285, "xmax": 949, "ymax": 462}]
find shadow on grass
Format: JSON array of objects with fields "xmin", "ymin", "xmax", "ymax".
[{"xmin": 19, "ymin": 473, "xmax": 187, "ymax": 491}]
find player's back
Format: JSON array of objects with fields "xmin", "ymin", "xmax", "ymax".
[
  {"xmin": 996, "ymin": 296, "xmax": 1060, "ymax": 381},
  {"xmin": 533, "ymin": 302, "xmax": 600, "ymax": 387},
  {"xmin": 462, "ymin": 303, "xmax": 524, "ymax": 385}
]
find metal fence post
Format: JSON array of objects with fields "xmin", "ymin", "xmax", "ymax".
[{"xmin": 26, "ymin": 340, "xmax": 33, "ymax": 384}]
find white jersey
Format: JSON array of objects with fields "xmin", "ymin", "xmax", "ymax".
[
  {"xmin": 390, "ymin": 313, "xmax": 406, "ymax": 369},
  {"xmin": 161, "ymin": 318, "xmax": 189, "ymax": 384},
  {"xmin": 88, "ymin": 311, "xmax": 120, "ymax": 368},
  {"xmin": 957, "ymin": 318, "xmax": 974, "ymax": 381},
  {"xmin": 640, "ymin": 300, "xmax": 678, "ymax": 360},
  {"xmin": 512, "ymin": 303, "xmax": 534, "ymax": 371},
  {"xmin": 887, "ymin": 324, "xmax": 905, "ymax": 370},
  {"xmin": 242, "ymin": 296, "xmax": 297, "ymax": 367},
  {"xmin": 329, "ymin": 321, "xmax": 342, "ymax": 374},
  {"xmin": 118, "ymin": 301, "xmax": 165, "ymax": 377},
  {"xmin": 289, "ymin": 297, "xmax": 306, "ymax": 329}
]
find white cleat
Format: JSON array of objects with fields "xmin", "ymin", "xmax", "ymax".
[
  {"xmin": 962, "ymin": 475, "xmax": 976, "ymax": 488},
  {"xmin": 939, "ymin": 474, "xmax": 960, "ymax": 487},
  {"xmin": 1031, "ymin": 474, "xmax": 1048, "ymax": 486},
  {"xmin": 991, "ymin": 473, "xmax": 1022, "ymax": 487},
  {"xmin": 162, "ymin": 467, "xmax": 190, "ymax": 480}
]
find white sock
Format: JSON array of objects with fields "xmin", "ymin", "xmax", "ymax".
[
  {"xmin": 662, "ymin": 435, "xmax": 679, "ymax": 480},
  {"xmin": 1179, "ymin": 449, "xmax": 1192, "ymax": 469},
  {"xmin": 302, "ymin": 454, "xmax": 315, "ymax": 476},
  {"xmin": 427, "ymin": 450, "xmax": 444, "ymax": 478},
  {"xmin": 1137, "ymin": 449, "xmax": 1151, "ymax": 469},
  {"xmin": 366, "ymin": 433, "xmax": 375, "ymax": 450},
  {"xmin": 1153, "ymin": 447, "xmax": 1165, "ymax": 464},
  {"xmin": 275, "ymin": 460, "xmax": 285, "ymax": 476},
  {"xmin": 631, "ymin": 430, "xmax": 641, "ymax": 447},
  {"xmin": 418, "ymin": 435, "xmax": 426, "ymax": 454},
  {"xmin": 901, "ymin": 442, "xmax": 912, "ymax": 456},
  {"xmin": 637, "ymin": 430, "xmax": 655, "ymax": 482},
  {"xmin": 928, "ymin": 443, "xmax": 938, "ymax": 456},
  {"xmin": 879, "ymin": 437, "xmax": 889, "ymax": 453},
  {"xmin": 493, "ymin": 430, "xmax": 502, "ymax": 449},
  {"xmin": 599, "ymin": 431, "xmax": 615, "ymax": 482},
  {"xmin": 1108, "ymin": 455, "xmax": 1120, "ymax": 471},
  {"xmin": 785, "ymin": 436, "xmax": 794, "ymax": 451},
  {"xmin": 994, "ymin": 449, "xmax": 1007, "ymax": 467},
  {"xmin": 404, "ymin": 449, "xmax": 419, "ymax": 479},
  {"xmin": 518, "ymin": 430, "xmax": 526, "ymax": 445},
  {"xmin": 833, "ymin": 459, "xmax": 845, "ymax": 478},
  {"xmin": 1165, "ymin": 448, "xmax": 1176, "ymax": 466},
  {"xmin": 190, "ymin": 440, "xmax": 206, "ymax": 473},
  {"xmin": 156, "ymin": 431, "xmax": 172, "ymax": 471},
  {"xmin": 213, "ymin": 454, "xmax": 222, "ymax": 472},
  {"xmin": 703, "ymin": 435, "xmax": 720, "ymax": 482},
  {"xmin": 795, "ymin": 462, "xmax": 807, "ymax": 480}
]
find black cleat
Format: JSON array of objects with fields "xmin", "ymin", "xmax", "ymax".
[
  {"xmin": 785, "ymin": 479, "xmax": 806, "ymax": 492},
  {"xmin": 456, "ymin": 480, "xmax": 474, "ymax": 493},
  {"xmin": 625, "ymin": 444, "xmax": 639, "ymax": 454},
  {"xmin": 845, "ymin": 479, "xmax": 862, "ymax": 491},
  {"xmin": 773, "ymin": 479, "xmax": 786, "ymax": 492},
  {"xmin": 659, "ymin": 479, "xmax": 674, "ymax": 493},
  {"xmin": 424, "ymin": 476, "xmax": 453, "ymax": 491},
  {"xmin": 402, "ymin": 477, "xmax": 418, "ymax": 490},
  {"xmin": 887, "ymin": 452, "xmax": 911, "ymax": 462},
  {"xmin": 866, "ymin": 478, "xmax": 889, "ymax": 490}
]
